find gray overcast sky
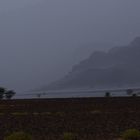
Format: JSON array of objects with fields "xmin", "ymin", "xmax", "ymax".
[{"xmin": 0, "ymin": 0, "xmax": 140, "ymax": 92}]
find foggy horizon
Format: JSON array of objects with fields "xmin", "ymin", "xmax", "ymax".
[{"xmin": 0, "ymin": 0, "xmax": 140, "ymax": 92}]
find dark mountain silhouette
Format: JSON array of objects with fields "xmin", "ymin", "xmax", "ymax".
[{"xmin": 42, "ymin": 37, "xmax": 140, "ymax": 90}]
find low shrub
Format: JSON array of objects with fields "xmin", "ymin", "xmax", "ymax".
[
  {"xmin": 63, "ymin": 132, "xmax": 76, "ymax": 140},
  {"xmin": 121, "ymin": 129, "xmax": 140, "ymax": 140},
  {"xmin": 4, "ymin": 131, "xmax": 32, "ymax": 140}
]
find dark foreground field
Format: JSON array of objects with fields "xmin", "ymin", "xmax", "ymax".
[{"xmin": 0, "ymin": 97, "xmax": 140, "ymax": 140}]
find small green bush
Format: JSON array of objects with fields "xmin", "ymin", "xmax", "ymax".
[
  {"xmin": 122, "ymin": 129, "xmax": 140, "ymax": 140},
  {"xmin": 4, "ymin": 131, "xmax": 32, "ymax": 140},
  {"xmin": 63, "ymin": 132, "xmax": 76, "ymax": 140}
]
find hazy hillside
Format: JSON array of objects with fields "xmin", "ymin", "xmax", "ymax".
[{"xmin": 42, "ymin": 37, "xmax": 140, "ymax": 90}]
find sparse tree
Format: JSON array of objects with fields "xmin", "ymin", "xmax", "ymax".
[
  {"xmin": 0, "ymin": 87, "xmax": 6, "ymax": 100},
  {"xmin": 105, "ymin": 92, "xmax": 111, "ymax": 97},
  {"xmin": 126, "ymin": 89, "xmax": 138, "ymax": 97},
  {"xmin": 132, "ymin": 93, "xmax": 137, "ymax": 97},
  {"xmin": 5, "ymin": 90, "xmax": 16, "ymax": 100}
]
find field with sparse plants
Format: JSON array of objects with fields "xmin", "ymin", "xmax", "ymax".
[{"xmin": 0, "ymin": 97, "xmax": 140, "ymax": 140}]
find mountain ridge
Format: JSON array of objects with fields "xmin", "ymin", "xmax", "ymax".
[{"xmin": 40, "ymin": 37, "xmax": 140, "ymax": 91}]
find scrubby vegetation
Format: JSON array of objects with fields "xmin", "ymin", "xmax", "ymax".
[
  {"xmin": 4, "ymin": 131, "xmax": 32, "ymax": 140},
  {"xmin": 63, "ymin": 132, "xmax": 76, "ymax": 140},
  {"xmin": 0, "ymin": 97, "xmax": 139, "ymax": 140},
  {"xmin": 121, "ymin": 129, "xmax": 140, "ymax": 140}
]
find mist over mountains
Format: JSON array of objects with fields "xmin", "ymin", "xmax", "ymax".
[
  {"xmin": 42, "ymin": 37, "xmax": 140, "ymax": 90},
  {"xmin": 1, "ymin": 1, "xmax": 140, "ymax": 92},
  {"xmin": 0, "ymin": 0, "xmax": 116, "ymax": 91}
]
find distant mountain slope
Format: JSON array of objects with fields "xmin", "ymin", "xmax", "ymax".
[{"xmin": 41, "ymin": 37, "xmax": 140, "ymax": 90}]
